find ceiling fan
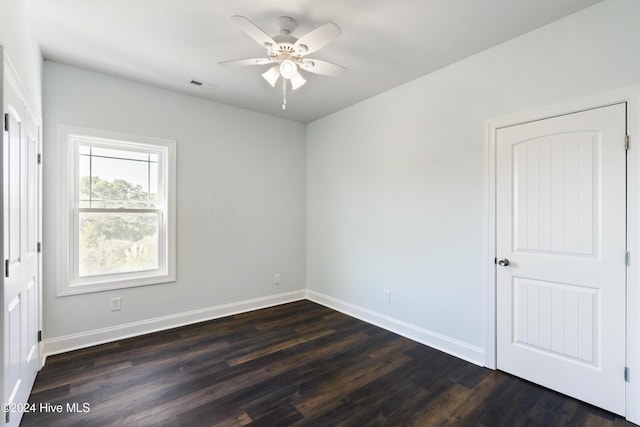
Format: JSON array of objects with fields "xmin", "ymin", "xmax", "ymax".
[{"xmin": 220, "ymin": 15, "xmax": 347, "ymax": 110}]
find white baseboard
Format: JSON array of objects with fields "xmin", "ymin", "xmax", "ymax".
[
  {"xmin": 42, "ymin": 290, "xmax": 306, "ymax": 361},
  {"xmin": 306, "ymin": 290, "xmax": 485, "ymax": 366},
  {"xmin": 43, "ymin": 289, "xmax": 484, "ymax": 368}
]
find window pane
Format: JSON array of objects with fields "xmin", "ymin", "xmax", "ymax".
[
  {"xmin": 77, "ymin": 144, "xmax": 161, "ymax": 209},
  {"xmin": 78, "ymin": 211, "xmax": 159, "ymax": 277},
  {"xmin": 149, "ymin": 161, "xmax": 158, "ymax": 207},
  {"xmin": 91, "ymin": 155, "xmax": 151, "ymax": 208},
  {"xmin": 78, "ymin": 154, "xmax": 91, "ymax": 207}
]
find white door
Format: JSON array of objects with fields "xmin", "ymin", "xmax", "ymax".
[
  {"xmin": 496, "ymin": 103, "xmax": 627, "ymax": 415},
  {"xmin": 3, "ymin": 73, "xmax": 40, "ymax": 427}
]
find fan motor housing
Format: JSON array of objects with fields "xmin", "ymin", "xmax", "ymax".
[
  {"xmin": 268, "ymin": 36, "xmax": 300, "ymax": 60},
  {"xmin": 276, "ymin": 16, "xmax": 297, "ymax": 35}
]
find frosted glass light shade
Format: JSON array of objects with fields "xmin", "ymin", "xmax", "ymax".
[
  {"xmin": 261, "ymin": 66, "xmax": 280, "ymax": 87},
  {"xmin": 279, "ymin": 59, "xmax": 297, "ymax": 79},
  {"xmin": 290, "ymin": 71, "xmax": 306, "ymax": 90}
]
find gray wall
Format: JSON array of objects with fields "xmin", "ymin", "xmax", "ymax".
[
  {"xmin": 306, "ymin": 0, "xmax": 640, "ymax": 352},
  {"xmin": 43, "ymin": 62, "xmax": 307, "ymax": 340}
]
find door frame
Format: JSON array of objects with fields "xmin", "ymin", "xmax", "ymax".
[{"xmin": 484, "ymin": 86, "xmax": 640, "ymax": 424}]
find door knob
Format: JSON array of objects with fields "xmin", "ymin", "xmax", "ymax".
[{"xmin": 497, "ymin": 258, "xmax": 510, "ymax": 266}]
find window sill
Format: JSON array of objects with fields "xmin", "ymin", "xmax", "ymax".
[{"xmin": 57, "ymin": 272, "xmax": 176, "ymax": 296}]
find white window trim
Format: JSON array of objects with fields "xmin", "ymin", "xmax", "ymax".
[{"xmin": 56, "ymin": 125, "xmax": 176, "ymax": 296}]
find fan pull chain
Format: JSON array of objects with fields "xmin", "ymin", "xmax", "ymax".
[{"xmin": 282, "ymin": 80, "xmax": 287, "ymax": 110}]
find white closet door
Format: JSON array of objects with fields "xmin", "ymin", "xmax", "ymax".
[
  {"xmin": 3, "ymin": 71, "xmax": 40, "ymax": 427},
  {"xmin": 496, "ymin": 103, "xmax": 626, "ymax": 415}
]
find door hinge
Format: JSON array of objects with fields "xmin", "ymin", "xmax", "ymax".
[
  {"xmin": 625, "ymin": 366, "xmax": 630, "ymax": 382},
  {"xmin": 4, "ymin": 259, "xmax": 8, "ymax": 278},
  {"xmin": 3, "ymin": 113, "xmax": 8, "ymax": 132},
  {"xmin": 37, "ymin": 242, "xmax": 42, "ymax": 253},
  {"xmin": 626, "ymin": 251, "xmax": 631, "ymax": 266},
  {"xmin": 38, "ymin": 330, "xmax": 42, "ymax": 342},
  {"xmin": 625, "ymin": 135, "xmax": 630, "ymax": 151},
  {"xmin": 37, "ymin": 153, "xmax": 42, "ymax": 164}
]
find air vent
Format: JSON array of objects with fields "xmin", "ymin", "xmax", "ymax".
[{"xmin": 189, "ymin": 79, "xmax": 218, "ymax": 90}]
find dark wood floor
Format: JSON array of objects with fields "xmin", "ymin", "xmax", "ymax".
[{"xmin": 21, "ymin": 300, "xmax": 632, "ymax": 426}]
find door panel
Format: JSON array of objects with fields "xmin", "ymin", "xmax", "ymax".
[
  {"xmin": 7, "ymin": 106, "xmax": 20, "ymax": 266},
  {"xmin": 496, "ymin": 103, "xmax": 626, "ymax": 415},
  {"xmin": 513, "ymin": 132, "xmax": 598, "ymax": 256},
  {"xmin": 513, "ymin": 278, "xmax": 597, "ymax": 363},
  {"xmin": 26, "ymin": 278, "xmax": 38, "ymax": 365},
  {"xmin": 6, "ymin": 295, "xmax": 21, "ymax": 404},
  {"xmin": 27, "ymin": 134, "xmax": 38, "ymax": 254}
]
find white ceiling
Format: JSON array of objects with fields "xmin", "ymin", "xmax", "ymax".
[{"xmin": 26, "ymin": 0, "xmax": 602, "ymax": 123}]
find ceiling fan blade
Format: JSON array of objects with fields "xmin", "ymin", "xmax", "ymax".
[
  {"xmin": 219, "ymin": 58, "xmax": 275, "ymax": 67},
  {"xmin": 231, "ymin": 15, "xmax": 277, "ymax": 50},
  {"xmin": 294, "ymin": 22, "xmax": 341, "ymax": 55},
  {"xmin": 299, "ymin": 59, "xmax": 347, "ymax": 77}
]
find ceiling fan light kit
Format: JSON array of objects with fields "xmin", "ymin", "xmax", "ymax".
[
  {"xmin": 220, "ymin": 15, "xmax": 347, "ymax": 111},
  {"xmin": 262, "ymin": 66, "xmax": 280, "ymax": 87},
  {"xmin": 279, "ymin": 59, "xmax": 297, "ymax": 79}
]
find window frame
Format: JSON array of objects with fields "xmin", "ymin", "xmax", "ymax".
[{"xmin": 57, "ymin": 125, "xmax": 176, "ymax": 296}]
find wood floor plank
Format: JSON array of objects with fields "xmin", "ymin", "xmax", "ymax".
[
  {"xmin": 292, "ymin": 351, "xmax": 413, "ymax": 418},
  {"xmin": 21, "ymin": 300, "xmax": 633, "ymax": 426},
  {"xmin": 227, "ymin": 328, "xmax": 336, "ymax": 367}
]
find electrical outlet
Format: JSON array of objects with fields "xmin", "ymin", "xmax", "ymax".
[
  {"xmin": 110, "ymin": 297, "xmax": 121, "ymax": 311},
  {"xmin": 274, "ymin": 274, "xmax": 281, "ymax": 285},
  {"xmin": 383, "ymin": 290, "xmax": 391, "ymax": 304}
]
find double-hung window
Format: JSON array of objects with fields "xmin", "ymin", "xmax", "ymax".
[{"xmin": 58, "ymin": 125, "xmax": 176, "ymax": 295}]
